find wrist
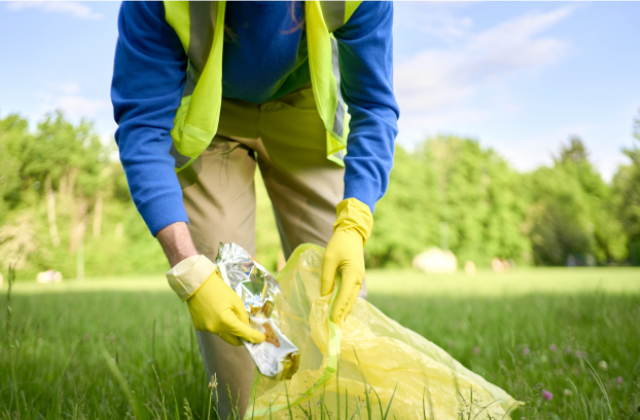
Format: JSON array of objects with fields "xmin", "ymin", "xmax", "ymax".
[
  {"xmin": 166, "ymin": 254, "xmax": 217, "ymax": 301},
  {"xmin": 156, "ymin": 222, "xmax": 198, "ymax": 267}
]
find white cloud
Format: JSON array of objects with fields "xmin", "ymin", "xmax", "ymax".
[
  {"xmin": 36, "ymin": 82, "xmax": 110, "ymax": 123},
  {"xmin": 394, "ymin": 2, "xmax": 476, "ymax": 43},
  {"xmin": 395, "ymin": 6, "xmax": 575, "ymax": 140},
  {"xmin": 55, "ymin": 95, "xmax": 110, "ymax": 119},
  {"xmin": 7, "ymin": 1, "xmax": 103, "ymax": 20}
]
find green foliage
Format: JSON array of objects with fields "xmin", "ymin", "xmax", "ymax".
[
  {"xmin": 2, "ymin": 111, "xmax": 639, "ymax": 275},
  {"xmin": 612, "ymin": 111, "xmax": 640, "ymax": 265},
  {"xmin": 524, "ymin": 137, "xmax": 626, "ymax": 265},
  {"xmin": 368, "ymin": 135, "xmax": 530, "ymax": 268},
  {"xmin": 368, "ymin": 134, "xmax": 631, "ymax": 268},
  {"xmin": 0, "ymin": 113, "xmax": 167, "ymax": 279}
]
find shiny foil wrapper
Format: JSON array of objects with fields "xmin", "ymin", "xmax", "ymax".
[{"xmin": 214, "ymin": 243, "xmax": 299, "ymax": 379}]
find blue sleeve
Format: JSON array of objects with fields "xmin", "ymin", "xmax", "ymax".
[
  {"xmin": 334, "ymin": 1, "xmax": 399, "ymax": 214},
  {"xmin": 111, "ymin": 1, "xmax": 188, "ymax": 236}
]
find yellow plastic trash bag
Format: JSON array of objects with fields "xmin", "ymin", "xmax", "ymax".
[{"xmin": 246, "ymin": 244, "xmax": 521, "ymax": 419}]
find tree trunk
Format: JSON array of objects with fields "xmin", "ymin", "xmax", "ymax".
[
  {"xmin": 76, "ymin": 221, "xmax": 85, "ymax": 281},
  {"xmin": 69, "ymin": 199, "xmax": 87, "ymax": 254},
  {"xmin": 93, "ymin": 195, "xmax": 103, "ymax": 238},
  {"xmin": 45, "ymin": 176, "xmax": 60, "ymax": 247}
]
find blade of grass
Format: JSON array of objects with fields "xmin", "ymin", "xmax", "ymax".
[
  {"xmin": 285, "ymin": 380, "xmax": 294, "ymax": 420},
  {"xmin": 422, "ymin": 388, "xmax": 427, "ymax": 420},
  {"xmin": 352, "ymin": 349, "xmax": 371, "ymax": 420},
  {"xmin": 337, "ymin": 363, "xmax": 340, "ymax": 420},
  {"xmin": 252, "ymin": 392, "xmax": 256, "ymax": 420},
  {"xmin": 345, "ymin": 388, "xmax": 349, "ymax": 420},
  {"xmin": 627, "ymin": 405, "xmax": 640, "ymax": 420},
  {"xmin": 585, "ymin": 359, "xmax": 614, "ymax": 418},
  {"xmin": 5, "ymin": 265, "xmax": 14, "ymax": 341},
  {"xmin": 321, "ymin": 400, "xmax": 331, "ymax": 420},
  {"xmin": 382, "ymin": 383, "xmax": 398, "ymax": 420},
  {"xmin": 207, "ymin": 380, "xmax": 214, "ymax": 420},
  {"xmin": 99, "ymin": 341, "xmax": 143, "ymax": 420},
  {"xmin": 370, "ymin": 387, "xmax": 384, "ymax": 419},
  {"xmin": 349, "ymin": 401, "xmax": 366, "ymax": 420},
  {"xmin": 321, "ymin": 387, "xmax": 327, "ymax": 420},
  {"xmin": 471, "ymin": 400, "xmax": 498, "ymax": 419},
  {"xmin": 172, "ymin": 386, "xmax": 180, "ymax": 420},
  {"xmin": 499, "ymin": 402, "xmax": 520, "ymax": 420},
  {"xmin": 152, "ymin": 364, "xmax": 168, "ymax": 420},
  {"xmin": 296, "ymin": 401, "xmax": 311, "ymax": 419}
]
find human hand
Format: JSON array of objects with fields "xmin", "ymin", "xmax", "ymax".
[
  {"xmin": 187, "ymin": 270, "xmax": 265, "ymax": 346},
  {"xmin": 320, "ymin": 198, "xmax": 373, "ymax": 323},
  {"xmin": 166, "ymin": 255, "xmax": 265, "ymax": 346}
]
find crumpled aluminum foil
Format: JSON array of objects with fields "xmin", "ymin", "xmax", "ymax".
[{"xmin": 214, "ymin": 243, "xmax": 299, "ymax": 379}]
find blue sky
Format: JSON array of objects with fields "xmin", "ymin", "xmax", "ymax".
[{"xmin": 1, "ymin": 1, "xmax": 639, "ymax": 180}]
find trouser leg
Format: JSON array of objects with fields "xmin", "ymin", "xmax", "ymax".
[
  {"xmin": 178, "ymin": 134, "xmax": 257, "ymax": 419},
  {"xmin": 256, "ymin": 86, "xmax": 368, "ymax": 298},
  {"xmin": 256, "ymin": 93, "xmax": 343, "ymax": 256}
]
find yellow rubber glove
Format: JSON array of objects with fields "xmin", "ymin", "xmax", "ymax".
[
  {"xmin": 320, "ymin": 198, "xmax": 373, "ymax": 323},
  {"xmin": 166, "ymin": 255, "xmax": 265, "ymax": 346}
]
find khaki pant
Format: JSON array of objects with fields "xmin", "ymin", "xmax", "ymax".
[{"xmin": 178, "ymin": 86, "xmax": 346, "ymax": 419}]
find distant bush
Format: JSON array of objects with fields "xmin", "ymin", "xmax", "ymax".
[{"xmin": 1, "ymin": 110, "xmax": 639, "ymax": 278}]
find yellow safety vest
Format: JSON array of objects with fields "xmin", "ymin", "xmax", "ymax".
[{"xmin": 163, "ymin": 1, "xmax": 362, "ymax": 172}]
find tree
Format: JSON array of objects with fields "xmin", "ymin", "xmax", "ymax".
[
  {"xmin": 525, "ymin": 137, "xmax": 626, "ymax": 265},
  {"xmin": 0, "ymin": 112, "xmax": 166, "ymax": 278},
  {"xmin": 0, "ymin": 115, "xmax": 29, "ymax": 219},
  {"xmin": 612, "ymin": 110, "xmax": 640, "ymax": 264},
  {"xmin": 367, "ymin": 135, "xmax": 530, "ymax": 268}
]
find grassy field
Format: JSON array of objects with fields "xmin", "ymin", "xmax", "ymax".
[{"xmin": 1, "ymin": 267, "xmax": 639, "ymax": 419}]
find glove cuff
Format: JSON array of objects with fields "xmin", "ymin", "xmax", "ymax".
[
  {"xmin": 334, "ymin": 198, "xmax": 373, "ymax": 245},
  {"xmin": 166, "ymin": 255, "xmax": 216, "ymax": 301}
]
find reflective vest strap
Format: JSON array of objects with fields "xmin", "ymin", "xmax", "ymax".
[
  {"xmin": 319, "ymin": 1, "xmax": 345, "ymax": 32},
  {"xmin": 330, "ymin": 36, "xmax": 345, "ymax": 139},
  {"xmin": 164, "ymin": 1, "xmax": 226, "ymax": 170},
  {"xmin": 180, "ymin": 2, "xmax": 217, "ymax": 98},
  {"xmin": 344, "ymin": 1, "xmax": 361, "ymax": 23},
  {"xmin": 319, "ymin": 1, "xmax": 362, "ymax": 32},
  {"xmin": 183, "ymin": 1, "xmax": 224, "ymax": 138},
  {"xmin": 184, "ymin": 2, "xmax": 216, "ymax": 93},
  {"xmin": 165, "ymin": 0, "xmax": 362, "ymax": 172},
  {"xmin": 164, "ymin": 2, "xmax": 190, "ymax": 54}
]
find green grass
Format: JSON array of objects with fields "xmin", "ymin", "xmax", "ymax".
[{"xmin": 1, "ymin": 267, "xmax": 640, "ymax": 419}]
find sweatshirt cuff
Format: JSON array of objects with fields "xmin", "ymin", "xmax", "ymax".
[
  {"xmin": 343, "ymin": 183, "xmax": 376, "ymax": 216},
  {"xmin": 166, "ymin": 255, "xmax": 217, "ymax": 301},
  {"xmin": 137, "ymin": 192, "xmax": 189, "ymax": 236}
]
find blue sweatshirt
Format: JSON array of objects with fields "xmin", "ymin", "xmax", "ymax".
[{"xmin": 112, "ymin": 1, "xmax": 399, "ymax": 236}]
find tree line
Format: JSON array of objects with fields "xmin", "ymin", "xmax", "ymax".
[{"xmin": 1, "ymin": 111, "xmax": 639, "ymax": 278}]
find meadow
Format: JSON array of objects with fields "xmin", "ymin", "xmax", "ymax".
[{"xmin": 1, "ymin": 267, "xmax": 639, "ymax": 419}]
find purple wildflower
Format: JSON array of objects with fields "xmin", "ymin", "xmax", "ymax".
[
  {"xmin": 473, "ymin": 347, "xmax": 481, "ymax": 355},
  {"xmin": 566, "ymin": 346, "xmax": 571, "ymax": 354},
  {"xmin": 550, "ymin": 344, "xmax": 557, "ymax": 352},
  {"xmin": 575, "ymin": 350, "xmax": 582, "ymax": 358},
  {"xmin": 542, "ymin": 390, "xmax": 553, "ymax": 401},
  {"xmin": 617, "ymin": 376, "xmax": 623, "ymax": 384},
  {"xmin": 523, "ymin": 347, "xmax": 530, "ymax": 356}
]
